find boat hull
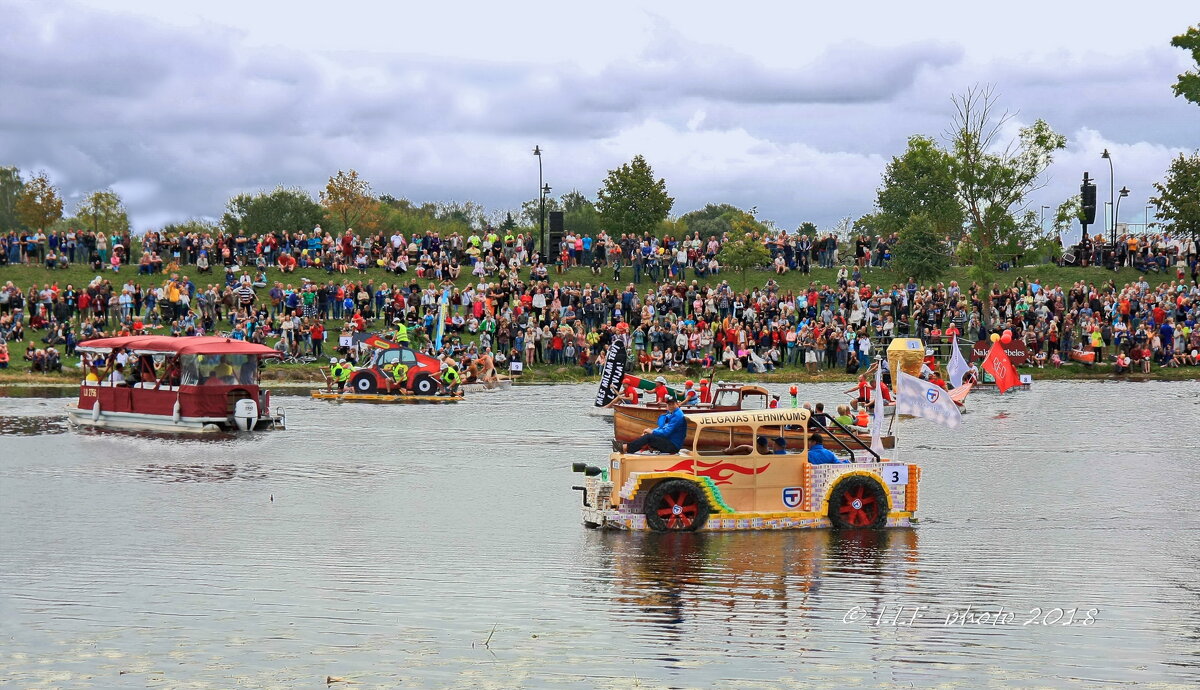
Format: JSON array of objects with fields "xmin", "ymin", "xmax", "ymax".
[
  {"xmin": 65, "ymin": 406, "xmax": 282, "ymax": 433},
  {"xmin": 612, "ymin": 404, "xmax": 894, "ymax": 450}
]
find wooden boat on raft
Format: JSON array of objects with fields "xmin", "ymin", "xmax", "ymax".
[{"xmin": 612, "ymin": 383, "xmax": 895, "ymax": 450}]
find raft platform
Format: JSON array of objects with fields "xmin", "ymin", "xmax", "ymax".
[{"xmin": 310, "ymin": 391, "xmax": 464, "ymax": 404}]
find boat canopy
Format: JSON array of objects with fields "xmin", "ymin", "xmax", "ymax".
[{"xmin": 76, "ymin": 335, "xmax": 282, "ymax": 358}]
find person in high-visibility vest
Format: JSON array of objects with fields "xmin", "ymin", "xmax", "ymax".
[
  {"xmin": 387, "ymin": 361, "xmax": 410, "ymax": 394},
  {"xmin": 335, "ymin": 358, "xmax": 352, "ymax": 393},
  {"xmin": 328, "ymin": 358, "xmax": 341, "ymax": 393},
  {"xmin": 441, "ymin": 359, "xmax": 461, "ymax": 395},
  {"xmin": 394, "ymin": 320, "xmax": 409, "ymax": 346}
]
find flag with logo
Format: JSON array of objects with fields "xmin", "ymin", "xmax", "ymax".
[
  {"xmin": 947, "ymin": 335, "xmax": 970, "ymax": 389},
  {"xmin": 982, "ymin": 341, "xmax": 1021, "ymax": 393},
  {"xmin": 896, "ymin": 371, "xmax": 962, "ymax": 428},
  {"xmin": 870, "ymin": 362, "xmax": 886, "ymax": 455}
]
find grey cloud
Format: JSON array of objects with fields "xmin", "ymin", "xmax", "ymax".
[{"xmin": 0, "ymin": 0, "xmax": 1192, "ymax": 233}]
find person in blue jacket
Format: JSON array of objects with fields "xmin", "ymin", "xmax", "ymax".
[
  {"xmin": 619, "ymin": 397, "xmax": 687, "ymax": 454},
  {"xmin": 807, "ymin": 433, "xmax": 847, "ymax": 464}
]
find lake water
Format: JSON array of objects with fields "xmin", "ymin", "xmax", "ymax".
[{"xmin": 1, "ymin": 381, "xmax": 1198, "ymax": 688}]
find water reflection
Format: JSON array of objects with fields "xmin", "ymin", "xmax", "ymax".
[
  {"xmin": 136, "ymin": 462, "xmax": 269, "ymax": 483},
  {"xmin": 590, "ymin": 529, "xmax": 920, "ymax": 634},
  {"xmin": 0, "ymin": 415, "xmax": 68, "ymax": 436}
]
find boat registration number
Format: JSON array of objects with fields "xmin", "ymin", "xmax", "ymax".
[{"xmin": 882, "ymin": 465, "xmax": 908, "ymax": 485}]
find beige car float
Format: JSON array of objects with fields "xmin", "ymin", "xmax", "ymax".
[{"xmin": 572, "ymin": 407, "xmax": 919, "ymax": 531}]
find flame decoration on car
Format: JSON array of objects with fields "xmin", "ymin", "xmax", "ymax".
[{"xmin": 659, "ymin": 458, "xmax": 770, "ymax": 485}]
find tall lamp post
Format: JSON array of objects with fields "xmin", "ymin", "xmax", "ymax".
[
  {"xmin": 1101, "ymin": 149, "xmax": 1115, "ymax": 247},
  {"xmin": 1040, "ymin": 205, "xmax": 1050, "ymax": 234},
  {"xmin": 533, "ymin": 145, "xmax": 544, "ymax": 258},
  {"xmin": 1114, "ymin": 186, "xmax": 1130, "ymax": 237}
]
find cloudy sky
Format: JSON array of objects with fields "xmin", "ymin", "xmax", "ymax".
[{"xmin": 2, "ymin": 0, "xmax": 1197, "ymax": 239}]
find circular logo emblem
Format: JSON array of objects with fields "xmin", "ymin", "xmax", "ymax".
[
  {"xmin": 672, "ymin": 505, "xmax": 682, "ymax": 515},
  {"xmin": 851, "ymin": 499, "xmax": 863, "ymax": 510}
]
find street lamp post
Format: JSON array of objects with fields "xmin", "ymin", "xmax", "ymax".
[
  {"xmin": 1040, "ymin": 205, "xmax": 1050, "ymax": 234},
  {"xmin": 1114, "ymin": 186, "xmax": 1129, "ymax": 235},
  {"xmin": 1101, "ymin": 149, "xmax": 1115, "ymax": 247},
  {"xmin": 533, "ymin": 145, "xmax": 544, "ymax": 259}
]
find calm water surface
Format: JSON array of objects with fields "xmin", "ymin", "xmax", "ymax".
[{"xmin": 1, "ymin": 381, "xmax": 1198, "ymax": 688}]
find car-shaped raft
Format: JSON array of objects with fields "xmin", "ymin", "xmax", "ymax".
[{"xmin": 572, "ymin": 407, "xmax": 920, "ymax": 532}]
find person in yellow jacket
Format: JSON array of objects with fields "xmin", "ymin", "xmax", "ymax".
[
  {"xmin": 386, "ymin": 361, "xmax": 410, "ymax": 394},
  {"xmin": 335, "ymin": 358, "xmax": 352, "ymax": 393},
  {"xmin": 393, "ymin": 319, "xmax": 409, "ymax": 346},
  {"xmin": 440, "ymin": 358, "xmax": 461, "ymax": 396}
]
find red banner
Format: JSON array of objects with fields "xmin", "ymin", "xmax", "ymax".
[
  {"xmin": 983, "ymin": 342, "xmax": 1022, "ymax": 393},
  {"xmin": 971, "ymin": 340, "xmax": 1028, "ymax": 365}
]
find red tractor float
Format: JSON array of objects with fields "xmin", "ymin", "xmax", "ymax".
[{"xmin": 347, "ymin": 334, "xmax": 444, "ymax": 395}]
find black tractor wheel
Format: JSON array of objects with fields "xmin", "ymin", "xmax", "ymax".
[
  {"xmin": 350, "ymin": 372, "xmax": 378, "ymax": 394},
  {"xmin": 644, "ymin": 479, "xmax": 710, "ymax": 532},
  {"xmin": 827, "ymin": 475, "xmax": 889, "ymax": 529},
  {"xmin": 412, "ymin": 375, "xmax": 437, "ymax": 396}
]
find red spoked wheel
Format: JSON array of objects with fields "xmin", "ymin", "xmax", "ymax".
[
  {"xmin": 828, "ymin": 476, "xmax": 888, "ymax": 529},
  {"xmin": 644, "ymin": 479, "xmax": 711, "ymax": 532}
]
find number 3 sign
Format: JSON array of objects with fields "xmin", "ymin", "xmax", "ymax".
[{"xmin": 883, "ymin": 465, "xmax": 908, "ymax": 485}]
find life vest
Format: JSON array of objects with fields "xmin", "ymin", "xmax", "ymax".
[
  {"xmin": 391, "ymin": 362, "xmax": 409, "ymax": 382},
  {"xmin": 336, "ymin": 365, "xmax": 352, "ymax": 382},
  {"xmin": 330, "ymin": 364, "xmax": 342, "ymax": 380},
  {"xmin": 442, "ymin": 366, "xmax": 460, "ymax": 384},
  {"xmin": 395, "ymin": 323, "xmax": 409, "ymax": 342},
  {"xmin": 856, "ymin": 410, "xmax": 870, "ymax": 426}
]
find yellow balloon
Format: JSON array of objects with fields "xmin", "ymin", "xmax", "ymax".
[{"xmin": 990, "ymin": 333, "xmax": 1001, "ymax": 343}]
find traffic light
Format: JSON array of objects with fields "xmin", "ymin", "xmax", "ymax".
[{"xmin": 1080, "ymin": 173, "xmax": 1097, "ymax": 226}]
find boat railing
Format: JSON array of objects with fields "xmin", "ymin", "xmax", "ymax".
[{"xmin": 812, "ymin": 417, "xmax": 881, "ymax": 463}]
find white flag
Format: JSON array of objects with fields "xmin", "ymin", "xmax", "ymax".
[
  {"xmin": 870, "ymin": 363, "xmax": 885, "ymax": 455},
  {"xmin": 947, "ymin": 335, "xmax": 970, "ymax": 389},
  {"xmin": 896, "ymin": 371, "xmax": 963, "ymax": 428}
]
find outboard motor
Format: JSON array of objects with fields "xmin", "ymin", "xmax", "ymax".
[{"xmin": 233, "ymin": 398, "xmax": 259, "ymax": 432}]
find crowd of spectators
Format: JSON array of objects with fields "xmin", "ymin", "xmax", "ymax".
[{"xmin": 1, "ymin": 225, "xmax": 1198, "ymax": 378}]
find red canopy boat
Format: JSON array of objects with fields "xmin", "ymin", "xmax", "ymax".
[{"xmin": 66, "ymin": 335, "xmax": 286, "ymax": 433}]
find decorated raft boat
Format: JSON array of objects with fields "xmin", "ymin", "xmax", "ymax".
[
  {"xmin": 66, "ymin": 335, "xmax": 286, "ymax": 433},
  {"xmin": 571, "ymin": 407, "xmax": 919, "ymax": 532}
]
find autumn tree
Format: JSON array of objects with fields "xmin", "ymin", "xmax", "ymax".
[
  {"xmin": 946, "ymin": 86, "xmax": 1066, "ymax": 326},
  {"xmin": 15, "ymin": 172, "xmax": 63, "ymax": 231},
  {"xmin": 717, "ymin": 222, "xmax": 770, "ymax": 288},
  {"xmin": 320, "ymin": 169, "xmax": 379, "ymax": 233},
  {"xmin": 1150, "ymin": 150, "xmax": 1200, "ymax": 241},
  {"xmin": 596, "ymin": 155, "xmax": 674, "ymax": 238},
  {"xmin": 1170, "ymin": 25, "xmax": 1200, "ymax": 106},
  {"xmin": 74, "ymin": 189, "xmax": 130, "ymax": 236}
]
